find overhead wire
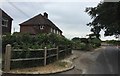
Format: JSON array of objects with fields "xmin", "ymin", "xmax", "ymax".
[{"xmin": 7, "ymin": 0, "xmax": 30, "ymax": 18}]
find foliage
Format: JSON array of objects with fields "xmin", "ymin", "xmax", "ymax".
[
  {"xmin": 106, "ymin": 40, "xmax": 120, "ymax": 45},
  {"xmin": 54, "ymin": 61, "xmax": 68, "ymax": 67},
  {"xmin": 85, "ymin": 2, "xmax": 120, "ymax": 37},
  {"xmin": 72, "ymin": 37, "xmax": 89, "ymax": 50},
  {"xmin": 71, "ymin": 37, "xmax": 80, "ymax": 42},
  {"xmin": 87, "ymin": 33, "xmax": 100, "ymax": 39},
  {"xmin": 80, "ymin": 38, "xmax": 89, "ymax": 44},
  {"xmin": 88, "ymin": 38, "xmax": 101, "ymax": 48},
  {"xmin": 2, "ymin": 33, "xmax": 72, "ymax": 51},
  {"xmin": 2, "ymin": 33, "xmax": 72, "ymax": 69},
  {"xmin": 79, "ymin": 43, "xmax": 87, "ymax": 50},
  {"xmin": 72, "ymin": 37, "xmax": 101, "ymax": 51}
]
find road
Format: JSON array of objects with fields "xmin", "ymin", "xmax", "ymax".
[
  {"xmin": 59, "ymin": 45, "xmax": 119, "ymax": 74},
  {"xmin": 85, "ymin": 46, "xmax": 119, "ymax": 74}
]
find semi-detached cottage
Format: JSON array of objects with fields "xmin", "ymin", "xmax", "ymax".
[{"xmin": 20, "ymin": 12, "xmax": 62, "ymax": 35}]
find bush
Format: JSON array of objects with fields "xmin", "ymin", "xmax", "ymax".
[
  {"xmin": 55, "ymin": 61, "xmax": 68, "ymax": 67},
  {"xmin": 89, "ymin": 38, "xmax": 101, "ymax": 48},
  {"xmin": 2, "ymin": 33, "xmax": 72, "ymax": 51},
  {"xmin": 79, "ymin": 43, "xmax": 86, "ymax": 50},
  {"xmin": 72, "ymin": 37, "xmax": 101, "ymax": 51},
  {"xmin": 2, "ymin": 33, "xmax": 73, "ymax": 69},
  {"xmin": 106, "ymin": 40, "xmax": 120, "ymax": 45}
]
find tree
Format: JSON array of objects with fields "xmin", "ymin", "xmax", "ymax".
[
  {"xmin": 85, "ymin": 2, "xmax": 120, "ymax": 37},
  {"xmin": 87, "ymin": 33, "xmax": 100, "ymax": 39},
  {"xmin": 71, "ymin": 37, "xmax": 80, "ymax": 42}
]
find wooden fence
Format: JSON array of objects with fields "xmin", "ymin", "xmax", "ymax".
[{"xmin": 3, "ymin": 44, "xmax": 72, "ymax": 72}]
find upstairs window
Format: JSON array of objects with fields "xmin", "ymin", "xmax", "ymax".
[
  {"xmin": 39, "ymin": 25, "xmax": 44, "ymax": 30},
  {"xmin": 2, "ymin": 18, "xmax": 8, "ymax": 27}
]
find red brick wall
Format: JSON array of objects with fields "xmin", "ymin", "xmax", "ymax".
[
  {"xmin": 20, "ymin": 25, "xmax": 62, "ymax": 35},
  {"xmin": 20, "ymin": 25, "xmax": 36, "ymax": 34}
]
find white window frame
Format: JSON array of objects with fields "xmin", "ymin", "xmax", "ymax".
[
  {"xmin": 54, "ymin": 29, "xmax": 56, "ymax": 33},
  {"xmin": 58, "ymin": 32, "xmax": 60, "ymax": 35},
  {"xmin": 57, "ymin": 30, "xmax": 58, "ymax": 34},
  {"xmin": 2, "ymin": 18, "xmax": 8, "ymax": 27},
  {"xmin": 51, "ymin": 28, "xmax": 53, "ymax": 33},
  {"xmin": 39, "ymin": 25, "xmax": 44, "ymax": 30}
]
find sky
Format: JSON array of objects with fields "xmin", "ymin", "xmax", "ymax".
[{"xmin": 0, "ymin": 0, "xmax": 117, "ymax": 40}]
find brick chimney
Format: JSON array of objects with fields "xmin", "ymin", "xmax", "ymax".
[{"xmin": 44, "ymin": 12, "xmax": 48, "ymax": 19}]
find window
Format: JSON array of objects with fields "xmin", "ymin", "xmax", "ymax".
[
  {"xmin": 54, "ymin": 29, "xmax": 56, "ymax": 33},
  {"xmin": 51, "ymin": 28, "xmax": 53, "ymax": 32},
  {"xmin": 39, "ymin": 25, "xmax": 44, "ymax": 30},
  {"xmin": 56, "ymin": 30, "xmax": 58, "ymax": 34},
  {"xmin": 58, "ymin": 32, "xmax": 60, "ymax": 35},
  {"xmin": 2, "ymin": 18, "xmax": 8, "ymax": 27}
]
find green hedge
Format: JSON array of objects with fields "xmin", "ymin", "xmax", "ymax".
[
  {"xmin": 2, "ymin": 33, "xmax": 72, "ymax": 53},
  {"xmin": 89, "ymin": 38, "xmax": 101, "ymax": 48},
  {"xmin": 72, "ymin": 37, "xmax": 101, "ymax": 51},
  {"xmin": 106, "ymin": 40, "xmax": 120, "ymax": 45},
  {"xmin": 2, "ymin": 33, "xmax": 72, "ymax": 69}
]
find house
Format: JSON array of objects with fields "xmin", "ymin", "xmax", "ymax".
[
  {"xmin": 1, "ymin": 9, "xmax": 13, "ymax": 35},
  {"xmin": 20, "ymin": 12, "xmax": 62, "ymax": 35}
]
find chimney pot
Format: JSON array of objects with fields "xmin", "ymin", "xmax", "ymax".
[{"xmin": 44, "ymin": 12, "xmax": 48, "ymax": 19}]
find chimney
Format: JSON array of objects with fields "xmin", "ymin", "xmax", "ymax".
[{"xmin": 44, "ymin": 12, "xmax": 48, "ymax": 19}]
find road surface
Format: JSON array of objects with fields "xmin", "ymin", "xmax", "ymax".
[
  {"xmin": 85, "ymin": 46, "xmax": 119, "ymax": 74},
  {"xmin": 59, "ymin": 45, "xmax": 119, "ymax": 74}
]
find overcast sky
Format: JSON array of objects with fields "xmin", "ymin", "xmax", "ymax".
[{"xmin": 0, "ymin": 0, "xmax": 117, "ymax": 40}]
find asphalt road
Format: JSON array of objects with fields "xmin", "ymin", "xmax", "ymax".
[
  {"xmin": 59, "ymin": 45, "xmax": 119, "ymax": 75},
  {"xmin": 85, "ymin": 46, "xmax": 119, "ymax": 74}
]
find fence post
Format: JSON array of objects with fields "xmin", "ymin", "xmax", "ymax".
[
  {"xmin": 56, "ymin": 46, "xmax": 59, "ymax": 60},
  {"xmin": 4, "ymin": 44, "xmax": 11, "ymax": 72},
  {"xmin": 44, "ymin": 47, "xmax": 47, "ymax": 66}
]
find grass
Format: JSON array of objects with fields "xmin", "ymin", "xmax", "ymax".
[{"xmin": 54, "ymin": 61, "xmax": 68, "ymax": 67}]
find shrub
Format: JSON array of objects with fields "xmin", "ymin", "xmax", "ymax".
[
  {"xmin": 89, "ymin": 38, "xmax": 101, "ymax": 48},
  {"xmin": 2, "ymin": 33, "xmax": 72, "ymax": 50},
  {"xmin": 72, "ymin": 37, "xmax": 101, "ymax": 51},
  {"xmin": 106, "ymin": 40, "xmax": 120, "ymax": 45},
  {"xmin": 79, "ymin": 43, "xmax": 86, "ymax": 50},
  {"xmin": 55, "ymin": 61, "xmax": 68, "ymax": 67}
]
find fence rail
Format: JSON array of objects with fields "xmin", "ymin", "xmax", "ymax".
[
  {"xmin": 12, "ymin": 49, "xmax": 44, "ymax": 52},
  {"xmin": 3, "ymin": 44, "xmax": 72, "ymax": 72},
  {"xmin": 11, "ymin": 57, "xmax": 44, "ymax": 61}
]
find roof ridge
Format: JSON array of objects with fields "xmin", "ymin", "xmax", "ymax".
[
  {"xmin": 46, "ymin": 19, "xmax": 62, "ymax": 32},
  {"xmin": 19, "ymin": 13, "xmax": 43, "ymax": 25}
]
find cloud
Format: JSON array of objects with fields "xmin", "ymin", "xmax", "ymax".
[
  {"xmin": 2, "ymin": 0, "xmax": 103, "ymax": 2},
  {"xmin": 1, "ymin": 1, "xmax": 116, "ymax": 40}
]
